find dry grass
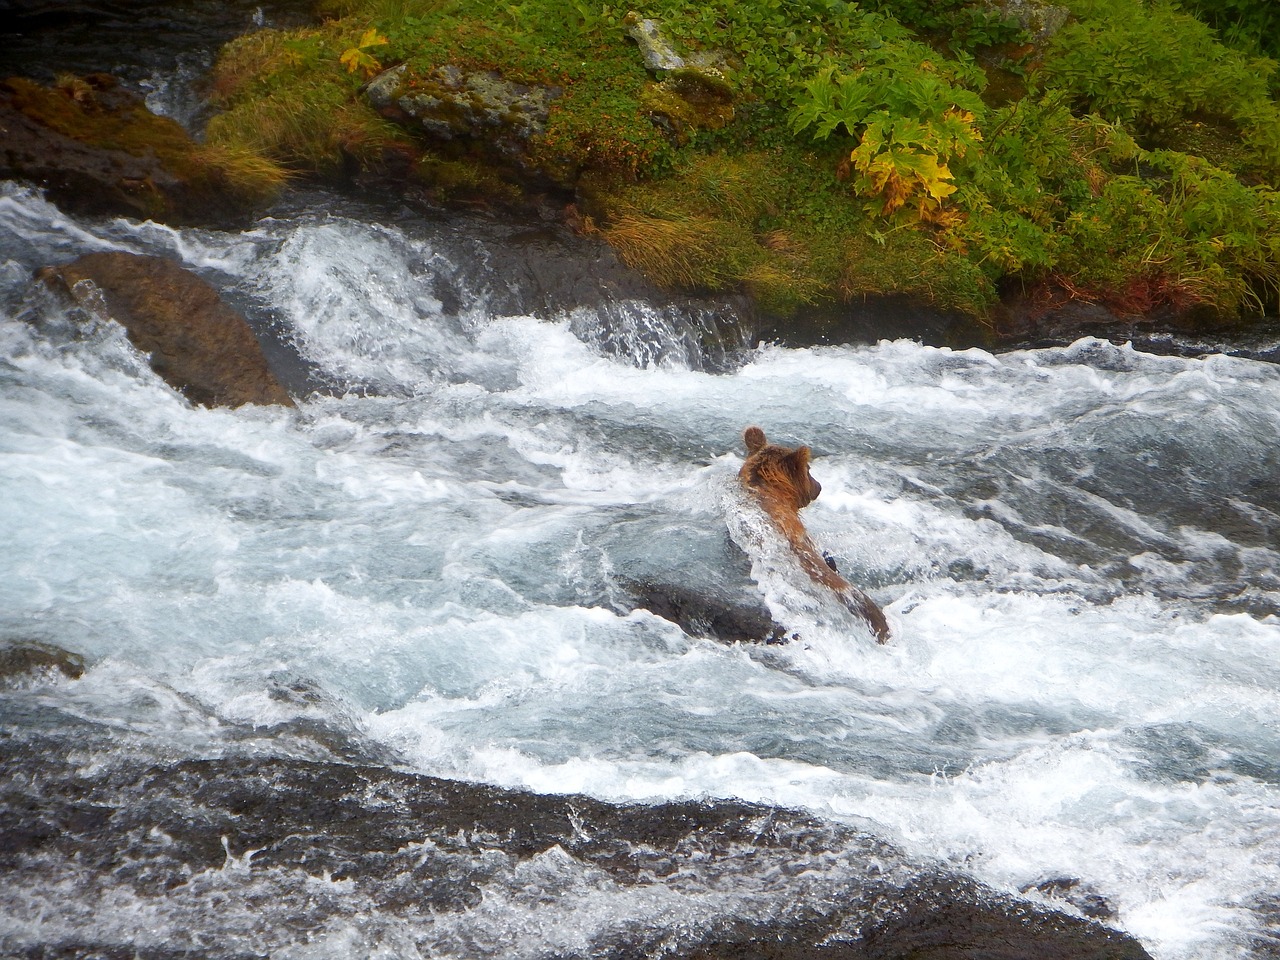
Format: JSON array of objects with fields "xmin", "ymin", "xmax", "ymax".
[
  {"xmin": 195, "ymin": 143, "xmax": 293, "ymax": 201},
  {"xmin": 603, "ymin": 212, "xmax": 743, "ymax": 290},
  {"xmin": 207, "ymin": 95, "xmax": 397, "ymax": 174},
  {"xmin": 742, "ymin": 259, "xmax": 826, "ymax": 313}
]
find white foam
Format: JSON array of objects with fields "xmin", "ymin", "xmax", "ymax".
[{"xmin": 4, "ymin": 187, "xmax": 1280, "ymax": 959}]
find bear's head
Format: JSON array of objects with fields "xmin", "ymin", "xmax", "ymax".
[{"xmin": 741, "ymin": 426, "xmax": 822, "ymax": 508}]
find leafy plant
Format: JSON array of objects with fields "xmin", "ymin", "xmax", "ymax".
[
  {"xmin": 791, "ymin": 60, "xmax": 985, "ymax": 218},
  {"xmin": 1173, "ymin": 0, "xmax": 1280, "ymax": 62},
  {"xmin": 340, "ymin": 28, "xmax": 389, "ymax": 77}
]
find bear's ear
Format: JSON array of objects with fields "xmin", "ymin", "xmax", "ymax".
[{"xmin": 744, "ymin": 426, "xmax": 767, "ymax": 454}]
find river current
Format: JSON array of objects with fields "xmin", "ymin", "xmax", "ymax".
[{"xmin": 1, "ymin": 173, "xmax": 1279, "ymax": 959}]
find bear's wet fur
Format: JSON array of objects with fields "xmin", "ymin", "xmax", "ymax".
[{"xmin": 739, "ymin": 426, "xmax": 890, "ymax": 643}]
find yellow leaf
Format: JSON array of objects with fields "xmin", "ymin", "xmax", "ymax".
[
  {"xmin": 359, "ymin": 28, "xmax": 389, "ymax": 49},
  {"xmin": 340, "ymin": 46, "xmax": 381, "ymax": 75}
]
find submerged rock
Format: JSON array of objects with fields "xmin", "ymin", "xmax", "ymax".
[
  {"xmin": 37, "ymin": 251, "xmax": 294, "ymax": 408},
  {"xmin": 1027, "ymin": 876, "xmax": 1117, "ymax": 921},
  {"xmin": 616, "ymin": 576, "xmax": 791, "ymax": 645},
  {"xmin": 0, "ymin": 641, "xmax": 84, "ymax": 688}
]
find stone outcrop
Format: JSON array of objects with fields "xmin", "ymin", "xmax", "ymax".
[
  {"xmin": 37, "ymin": 251, "xmax": 294, "ymax": 408},
  {"xmin": 624, "ymin": 12, "xmax": 687, "ymax": 71},
  {"xmin": 986, "ymin": 0, "xmax": 1071, "ymax": 43}
]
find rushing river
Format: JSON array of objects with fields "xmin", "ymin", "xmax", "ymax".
[{"xmin": 2, "ymin": 175, "xmax": 1279, "ymax": 959}]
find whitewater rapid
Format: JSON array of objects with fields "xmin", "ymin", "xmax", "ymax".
[{"xmin": 2, "ymin": 182, "xmax": 1279, "ymax": 959}]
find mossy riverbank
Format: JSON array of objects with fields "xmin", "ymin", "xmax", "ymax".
[{"xmin": 99, "ymin": 0, "xmax": 1280, "ymax": 340}]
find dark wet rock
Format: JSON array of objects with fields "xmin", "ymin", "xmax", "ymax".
[
  {"xmin": 993, "ymin": 286, "xmax": 1236, "ymax": 350},
  {"xmin": 37, "ymin": 251, "xmax": 294, "ymax": 407},
  {"xmin": 0, "ymin": 0, "xmax": 314, "ymax": 85},
  {"xmin": 751, "ymin": 293, "xmax": 993, "ymax": 351},
  {"xmin": 1028, "ymin": 876, "xmax": 1117, "ymax": 921},
  {"xmin": 0, "ymin": 739, "xmax": 1152, "ymax": 960},
  {"xmin": 0, "ymin": 74, "xmax": 274, "ymax": 227},
  {"xmin": 688, "ymin": 875, "xmax": 1148, "ymax": 959},
  {"xmin": 338, "ymin": 202, "xmax": 756, "ymax": 371},
  {"xmin": 0, "ymin": 641, "xmax": 84, "ymax": 687},
  {"xmin": 617, "ymin": 577, "xmax": 790, "ymax": 645},
  {"xmin": 852, "ymin": 875, "xmax": 1146, "ymax": 959},
  {"xmin": 604, "ymin": 520, "xmax": 790, "ymax": 644}
]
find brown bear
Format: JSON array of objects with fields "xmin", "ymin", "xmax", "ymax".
[{"xmin": 739, "ymin": 426, "xmax": 890, "ymax": 643}]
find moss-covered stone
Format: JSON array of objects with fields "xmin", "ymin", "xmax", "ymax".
[
  {"xmin": 639, "ymin": 72, "xmax": 735, "ymax": 144},
  {"xmin": 623, "ymin": 12, "xmax": 687, "ymax": 72},
  {"xmin": 985, "ymin": 0, "xmax": 1070, "ymax": 43},
  {"xmin": 0, "ymin": 74, "xmax": 286, "ymax": 225},
  {"xmin": 366, "ymin": 63, "xmax": 562, "ymax": 172}
]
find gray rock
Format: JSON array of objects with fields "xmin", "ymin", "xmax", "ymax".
[
  {"xmin": 624, "ymin": 12, "xmax": 686, "ymax": 72},
  {"xmin": 365, "ymin": 62, "xmax": 560, "ymax": 156}
]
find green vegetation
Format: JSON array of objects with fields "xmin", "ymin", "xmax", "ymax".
[{"xmin": 205, "ymin": 0, "xmax": 1280, "ymax": 331}]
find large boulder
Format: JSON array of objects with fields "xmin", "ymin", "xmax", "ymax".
[
  {"xmin": 984, "ymin": 0, "xmax": 1071, "ymax": 44},
  {"xmin": 37, "ymin": 251, "xmax": 294, "ymax": 408},
  {"xmin": 615, "ymin": 576, "xmax": 791, "ymax": 645}
]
